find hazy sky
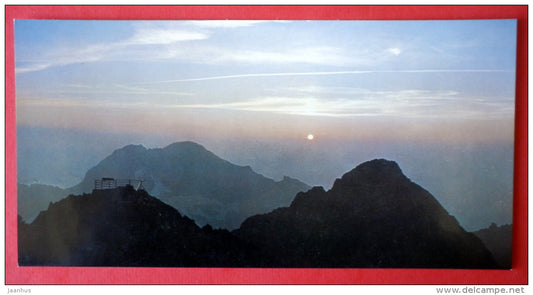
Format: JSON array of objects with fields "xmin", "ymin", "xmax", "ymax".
[
  {"xmin": 15, "ymin": 19, "xmax": 517, "ymax": 230},
  {"xmin": 15, "ymin": 20, "xmax": 516, "ymax": 141}
]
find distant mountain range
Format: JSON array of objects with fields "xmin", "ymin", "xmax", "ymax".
[
  {"xmin": 19, "ymin": 157, "xmax": 505, "ymax": 268},
  {"xmin": 18, "ymin": 183, "xmax": 67, "ymax": 222},
  {"xmin": 19, "ymin": 141, "xmax": 310, "ymax": 230}
]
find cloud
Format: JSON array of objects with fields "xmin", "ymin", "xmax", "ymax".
[
  {"xmin": 16, "ymin": 43, "xmax": 117, "ymax": 74},
  {"xmin": 125, "ymin": 28, "xmax": 208, "ymax": 45},
  {"xmin": 15, "ymin": 19, "xmax": 515, "ymax": 92},
  {"xmin": 109, "ymin": 83, "xmax": 193, "ymax": 97},
  {"xmin": 142, "ymin": 69, "xmax": 508, "ymax": 84},
  {"xmin": 143, "ymin": 70, "xmax": 372, "ymax": 84},
  {"xmin": 387, "ymin": 47, "xmax": 402, "ymax": 56},
  {"xmin": 15, "ymin": 63, "xmax": 54, "ymax": 74},
  {"xmin": 148, "ymin": 90, "xmax": 504, "ymax": 120},
  {"xmin": 15, "ymin": 22, "xmax": 210, "ymax": 74},
  {"xmin": 133, "ymin": 44, "xmax": 357, "ymax": 67},
  {"xmin": 15, "ymin": 21, "xmax": 396, "ymax": 74},
  {"xmin": 154, "ymin": 86, "xmax": 513, "ymax": 120},
  {"xmin": 171, "ymin": 97, "xmax": 368, "ymax": 117},
  {"xmin": 217, "ymin": 46, "xmax": 351, "ymax": 65},
  {"xmin": 15, "ymin": 42, "xmax": 111, "ymax": 74},
  {"xmin": 19, "ymin": 77, "xmax": 513, "ymax": 121},
  {"xmin": 16, "ymin": 82, "xmax": 193, "ymax": 101}
]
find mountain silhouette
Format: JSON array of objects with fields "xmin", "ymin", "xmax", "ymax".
[
  {"xmin": 234, "ymin": 159, "xmax": 499, "ymax": 268},
  {"xmin": 38, "ymin": 141, "xmax": 310, "ymax": 230},
  {"xmin": 18, "ymin": 158, "xmax": 501, "ymax": 268},
  {"xmin": 473, "ymin": 223, "xmax": 512, "ymax": 269},
  {"xmin": 18, "ymin": 185, "xmax": 256, "ymax": 266}
]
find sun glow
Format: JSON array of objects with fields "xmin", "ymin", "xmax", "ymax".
[{"xmin": 307, "ymin": 134, "xmax": 314, "ymax": 140}]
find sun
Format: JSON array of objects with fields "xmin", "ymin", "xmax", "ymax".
[{"xmin": 307, "ymin": 134, "xmax": 315, "ymax": 141}]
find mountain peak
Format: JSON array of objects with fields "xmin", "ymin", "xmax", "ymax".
[
  {"xmin": 335, "ymin": 158, "xmax": 407, "ymax": 188},
  {"xmin": 113, "ymin": 144, "xmax": 147, "ymax": 154},
  {"xmin": 161, "ymin": 141, "xmax": 219, "ymax": 161},
  {"xmin": 235, "ymin": 159, "xmax": 499, "ymax": 268},
  {"xmin": 355, "ymin": 158, "xmax": 402, "ymax": 172},
  {"xmin": 69, "ymin": 140, "xmax": 310, "ymax": 230},
  {"xmin": 163, "ymin": 141, "xmax": 206, "ymax": 151}
]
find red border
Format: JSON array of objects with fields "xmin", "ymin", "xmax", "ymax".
[{"xmin": 5, "ymin": 5, "xmax": 528, "ymax": 285}]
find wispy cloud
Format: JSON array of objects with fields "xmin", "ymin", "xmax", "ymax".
[
  {"xmin": 166, "ymin": 97, "xmax": 370, "ymax": 117},
  {"xmin": 14, "ymin": 21, "xmax": 410, "ymax": 74},
  {"xmin": 152, "ymin": 88, "xmax": 513, "ymax": 120},
  {"xmin": 16, "ymin": 21, "xmax": 274, "ymax": 74},
  {"xmin": 15, "ymin": 43, "xmax": 109, "ymax": 74},
  {"xmin": 15, "ymin": 19, "xmax": 517, "ymax": 79},
  {"xmin": 125, "ymin": 28, "xmax": 208, "ymax": 45},
  {"xmin": 16, "ymin": 82, "xmax": 193, "ymax": 99},
  {"xmin": 142, "ymin": 70, "xmax": 372, "ymax": 84},
  {"xmin": 142, "ymin": 69, "xmax": 509, "ymax": 84},
  {"xmin": 387, "ymin": 47, "xmax": 402, "ymax": 56},
  {"xmin": 214, "ymin": 46, "xmax": 352, "ymax": 66},
  {"xmin": 15, "ymin": 22, "xmax": 210, "ymax": 74},
  {"xmin": 16, "ymin": 63, "xmax": 54, "ymax": 74},
  {"xmin": 106, "ymin": 84, "xmax": 192, "ymax": 97}
]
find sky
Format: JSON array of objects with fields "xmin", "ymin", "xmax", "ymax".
[{"xmin": 14, "ymin": 19, "xmax": 516, "ymax": 230}]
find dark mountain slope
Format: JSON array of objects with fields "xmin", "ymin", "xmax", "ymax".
[
  {"xmin": 65, "ymin": 141, "xmax": 309, "ymax": 230},
  {"xmin": 234, "ymin": 159, "xmax": 498, "ymax": 268},
  {"xmin": 18, "ymin": 186, "xmax": 256, "ymax": 267},
  {"xmin": 473, "ymin": 223, "xmax": 512, "ymax": 269}
]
